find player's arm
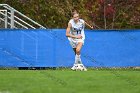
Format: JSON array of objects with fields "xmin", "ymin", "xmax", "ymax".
[
  {"xmin": 66, "ymin": 23, "xmax": 82, "ymax": 39},
  {"xmin": 85, "ymin": 21, "xmax": 93, "ymax": 29}
]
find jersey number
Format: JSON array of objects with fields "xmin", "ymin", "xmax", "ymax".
[{"xmin": 77, "ymin": 30, "xmax": 81, "ymax": 35}]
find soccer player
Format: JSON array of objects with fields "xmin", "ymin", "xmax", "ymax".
[{"xmin": 66, "ymin": 11, "xmax": 93, "ymax": 71}]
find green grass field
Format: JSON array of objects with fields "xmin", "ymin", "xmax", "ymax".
[{"xmin": 0, "ymin": 69, "xmax": 140, "ymax": 93}]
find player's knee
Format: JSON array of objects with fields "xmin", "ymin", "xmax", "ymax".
[{"xmin": 76, "ymin": 48, "xmax": 80, "ymax": 54}]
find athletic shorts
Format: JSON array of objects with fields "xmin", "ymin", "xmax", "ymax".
[{"xmin": 68, "ymin": 38, "xmax": 84, "ymax": 48}]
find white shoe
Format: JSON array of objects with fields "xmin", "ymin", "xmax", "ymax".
[
  {"xmin": 71, "ymin": 64, "xmax": 78, "ymax": 70},
  {"xmin": 71, "ymin": 64, "xmax": 87, "ymax": 71},
  {"xmin": 77, "ymin": 64, "xmax": 87, "ymax": 71}
]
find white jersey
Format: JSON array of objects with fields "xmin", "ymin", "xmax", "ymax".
[{"xmin": 68, "ymin": 19, "xmax": 85, "ymax": 41}]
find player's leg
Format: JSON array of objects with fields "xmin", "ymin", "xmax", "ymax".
[
  {"xmin": 76, "ymin": 42, "xmax": 83, "ymax": 55},
  {"xmin": 70, "ymin": 41, "xmax": 78, "ymax": 70},
  {"xmin": 75, "ymin": 42, "xmax": 83, "ymax": 64},
  {"xmin": 75, "ymin": 42, "xmax": 87, "ymax": 71},
  {"xmin": 70, "ymin": 40, "xmax": 87, "ymax": 71},
  {"xmin": 71, "ymin": 48, "xmax": 78, "ymax": 70}
]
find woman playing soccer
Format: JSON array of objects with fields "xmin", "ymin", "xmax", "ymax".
[{"xmin": 66, "ymin": 11, "xmax": 93, "ymax": 71}]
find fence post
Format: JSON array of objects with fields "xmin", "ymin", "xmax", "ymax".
[
  {"xmin": 4, "ymin": 10, "xmax": 7, "ymax": 28},
  {"xmin": 10, "ymin": 9, "xmax": 14, "ymax": 29}
]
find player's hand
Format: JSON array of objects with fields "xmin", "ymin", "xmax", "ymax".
[
  {"xmin": 76, "ymin": 35, "xmax": 82, "ymax": 39},
  {"xmin": 90, "ymin": 26, "xmax": 93, "ymax": 29}
]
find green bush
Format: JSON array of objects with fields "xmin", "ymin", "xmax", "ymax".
[{"xmin": 0, "ymin": 0, "xmax": 140, "ymax": 29}]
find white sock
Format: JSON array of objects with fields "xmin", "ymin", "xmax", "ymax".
[{"xmin": 74, "ymin": 54, "xmax": 82, "ymax": 64}]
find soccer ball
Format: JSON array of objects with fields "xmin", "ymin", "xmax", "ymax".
[
  {"xmin": 71, "ymin": 64, "xmax": 87, "ymax": 71},
  {"xmin": 76, "ymin": 64, "xmax": 87, "ymax": 71}
]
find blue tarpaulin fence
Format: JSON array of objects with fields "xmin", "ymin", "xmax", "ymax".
[{"xmin": 0, "ymin": 29, "xmax": 140, "ymax": 67}]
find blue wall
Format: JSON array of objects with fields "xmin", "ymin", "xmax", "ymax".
[{"xmin": 0, "ymin": 29, "xmax": 140, "ymax": 67}]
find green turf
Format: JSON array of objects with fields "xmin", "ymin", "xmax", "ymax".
[{"xmin": 0, "ymin": 69, "xmax": 140, "ymax": 93}]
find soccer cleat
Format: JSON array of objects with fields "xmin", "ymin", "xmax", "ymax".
[
  {"xmin": 71, "ymin": 63, "xmax": 87, "ymax": 71},
  {"xmin": 71, "ymin": 67, "xmax": 76, "ymax": 70},
  {"xmin": 71, "ymin": 64, "xmax": 78, "ymax": 70}
]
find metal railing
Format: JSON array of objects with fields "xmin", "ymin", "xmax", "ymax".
[{"xmin": 0, "ymin": 4, "xmax": 46, "ymax": 29}]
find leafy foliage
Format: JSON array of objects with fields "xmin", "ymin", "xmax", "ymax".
[{"xmin": 0, "ymin": 0, "xmax": 140, "ymax": 29}]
